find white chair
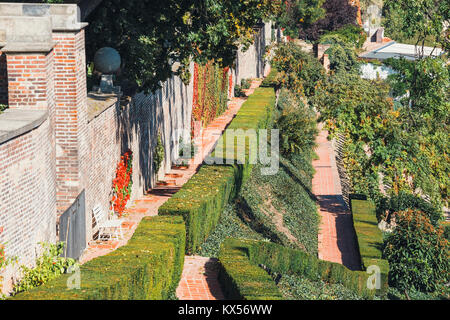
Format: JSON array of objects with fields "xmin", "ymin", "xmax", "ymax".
[{"xmin": 92, "ymin": 204, "xmax": 124, "ymax": 241}]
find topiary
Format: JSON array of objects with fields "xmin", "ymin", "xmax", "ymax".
[{"xmin": 384, "ymin": 209, "xmax": 449, "ymax": 294}]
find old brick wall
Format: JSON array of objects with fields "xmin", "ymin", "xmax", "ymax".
[
  {"xmin": 0, "ymin": 116, "xmax": 56, "ymax": 292},
  {"xmin": 84, "ymin": 63, "xmax": 193, "ymax": 241}
]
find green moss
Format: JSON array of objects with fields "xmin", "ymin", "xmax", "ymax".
[{"xmin": 10, "ymin": 216, "xmax": 185, "ymax": 300}]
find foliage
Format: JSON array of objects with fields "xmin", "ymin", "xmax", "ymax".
[
  {"xmin": 274, "ymin": 88, "xmax": 318, "ymax": 156},
  {"xmin": 85, "ymin": 0, "xmax": 281, "ymax": 93},
  {"xmin": 10, "ymin": 216, "xmax": 185, "ymax": 300},
  {"xmin": 382, "ymin": 0, "xmax": 450, "ymax": 53},
  {"xmin": 384, "ymin": 209, "xmax": 449, "ymax": 294},
  {"xmin": 0, "ymin": 104, "xmax": 7, "ymax": 113},
  {"xmin": 384, "ymin": 56, "xmax": 449, "ymax": 208},
  {"xmin": 158, "ymin": 164, "xmax": 244, "ymax": 254},
  {"xmin": 218, "ymin": 239, "xmax": 283, "ymax": 300},
  {"xmin": 320, "ymin": 24, "xmax": 367, "ymax": 48},
  {"xmin": 240, "ymin": 78, "xmax": 252, "ymax": 90},
  {"xmin": 111, "ymin": 150, "xmax": 133, "ymax": 217},
  {"xmin": 275, "ymin": 273, "xmax": 364, "ymax": 300},
  {"xmin": 260, "ymin": 67, "xmax": 279, "ymax": 88},
  {"xmin": 161, "ymin": 87, "xmax": 276, "ymax": 254},
  {"xmin": 192, "ymin": 62, "xmax": 229, "ymax": 131},
  {"xmin": 13, "ymin": 242, "xmax": 76, "ymax": 295},
  {"xmin": 351, "ymin": 199, "xmax": 389, "ymax": 290},
  {"xmin": 275, "ymin": 0, "xmax": 326, "ymax": 39},
  {"xmin": 270, "ymin": 43, "xmax": 325, "ymax": 97},
  {"xmin": 198, "ymin": 203, "xmax": 264, "ymax": 258},
  {"xmin": 240, "ymin": 152, "xmax": 319, "ymax": 255},
  {"xmin": 233, "ymin": 84, "xmax": 246, "ymax": 97},
  {"xmin": 325, "ymin": 41, "xmax": 360, "ymax": 74},
  {"xmin": 153, "ymin": 132, "xmax": 165, "ymax": 174},
  {"xmin": 219, "ymin": 238, "xmax": 383, "ymax": 299},
  {"xmin": 296, "ymin": 0, "xmax": 360, "ymax": 42},
  {"xmin": 377, "ymin": 191, "xmax": 443, "ymax": 227}
]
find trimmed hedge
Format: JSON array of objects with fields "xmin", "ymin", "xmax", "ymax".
[
  {"xmin": 219, "ymin": 238, "xmax": 383, "ymax": 300},
  {"xmin": 351, "ymin": 199, "xmax": 389, "ymax": 291},
  {"xmin": 160, "ymin": 87, "xmax": 276, "ymax": 254},
  {"xmin": 218, "ymin": 239, "xmax": 283, "ymax": 300},
  {"xmin": 260, "ymin": 67, "xmax": 279, "ymax": 88},
  {"xmin": 10, "ymin": 216, "xmax": 185, "ymax": 300},
  {"xmin": 159, "ymin": 164, "xmax": 244, "ymax": 254}
]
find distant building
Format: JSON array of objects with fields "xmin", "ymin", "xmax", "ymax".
[{"xmin": 360, "ymin": 41, "xmax": 445, "ymax": 61}]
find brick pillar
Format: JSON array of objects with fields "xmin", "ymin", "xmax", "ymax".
[
  {"xmin": 52, "ymin": 28, "xmax": 88, "ymax": 215},
  {"xmin": 6, "ymin": 51, "xmax": 54, "ymax": 110}
]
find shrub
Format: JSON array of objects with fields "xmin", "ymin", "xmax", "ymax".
[
  {"xmin": 159, "ymin": 164, "xmax": 244, "ymax": 254},
  {"xmin": 219, "ymin": 238, "xmax": 382, "ymax": 300},
  {"xmin": 260, "ymin": 67, "xmax": 279, "ymax": 88},
  {"xmin": 218, "ymin": 239, "xmax": 283, "ymax": 300},
  {"xmin": 161, "ymin": 87, "xmax": 276, "ymax": 254},
  {"xmin": 378, "ymin": 191, "xmax": 443, "ymax": 227},
  {"xmin": 384, "ymin": 209, "xmax": 449, "ymax": 293},
  {"xmin": 274, "ymin": 88, "xmax": 317, "ymax": 156},
  {"xmin": 13, "ymin": 242, "xmax": 77, "ymax": 295},
  {"xmin": 351, "ymin": 199, "xmax": 389, "ymax": 291},
  {"xmin": 320, "ymin": 24, "xmax": 366, "ymax": 48},
  {"xmin": 271, "ymin": 43, "xmax": 325, "ymax": 97},
  {"xmin": 325, "ymin": 41, "xmax": 360, "ymax": 74},
  {"xmin": 10, "ymin": 216, "xmax": 185, "ymax": 300}
]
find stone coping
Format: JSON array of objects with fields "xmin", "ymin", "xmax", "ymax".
[
  {"xmin": 87, "ymin": 92, "xmax": 120, "ymax": 122},
  {"xmin": 0, "ymin": 108, "xmax": 48, "ymax": 145}
]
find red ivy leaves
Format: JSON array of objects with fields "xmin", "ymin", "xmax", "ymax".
[{"xmin": 111, "ymin": 150, "xmax": 133, "ymax": 217}]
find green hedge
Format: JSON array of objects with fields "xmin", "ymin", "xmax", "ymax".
[
  {"xmin": 218, "ymin": 239, "xmax": 283, "ymax": 300},
  {"xmin": 10, "ymin": 216, "xmax": 185, "ymax": 300},
  {"xmin": 219, "ymin": 238, "xmax": 384, "ymax": 300},
  {"xmin": 351, "ymin": 199, "xmax": 389, "ymax": 291},
  {"xmin": 160, "ymin": 87, "xmax": 276, "ymax": 254},
  {"xmin": 159, "ymin": 164, "xmax": 244, "ymax": 254},
  {"xmin": 260, "ymin": 67, "xmax": 279, "ymax": 88}
]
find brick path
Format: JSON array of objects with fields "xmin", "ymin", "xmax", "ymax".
[
  {"xmin": 312, "ymin": 123, "xmax": 360, "ymax": 271},
  {"xmin": 79, "ymin": 78, "xmax": 263, "ymax": 300},
  {"xmin": 176, "ymin": 256, "xmax": 225, "ymax": 300}
]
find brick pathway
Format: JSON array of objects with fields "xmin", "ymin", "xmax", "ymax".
[
  {"xmin": 79, "ymin": 78, "xmax": 263, "ymax": 300},
  {"xmin": 176, "ymin": 256, "xmax": 225, "ymax": 300},
  {"xmin": 312, "ymin": 123, "xmax": 360, "ymax": 271}
]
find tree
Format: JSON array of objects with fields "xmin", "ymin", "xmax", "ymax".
[
  {"xmin": 384, "ymin": 209, "xmax": 449, "ymax": 294},
  {"xmin": 382, "ymin": 0, "xmax": 450, "ymax": 55},
  {"xmin": 296, "ymin": 0, "xmax": 359, "ymax": 42},
  {"xmin": 84, "ymin": 0, "xmax": 281, "ymax": 93}
]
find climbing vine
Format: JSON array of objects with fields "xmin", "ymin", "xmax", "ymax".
[{"xmin": 111, "ymin": 150, "xmax": 133, "ymax": 217}]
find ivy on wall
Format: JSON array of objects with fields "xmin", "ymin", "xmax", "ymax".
[{"xmin": 191, "ymin": 62, "xmax": 229, "ymax": 138}]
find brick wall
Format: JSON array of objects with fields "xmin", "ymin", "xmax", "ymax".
[{"xmin": 0, "ymin": 116, "xmax": 56, "ymax": 293}]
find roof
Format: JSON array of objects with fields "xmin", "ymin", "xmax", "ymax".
[{"xmin": 360, "ymin": 41, "xmax": 444, "ymax": 61}]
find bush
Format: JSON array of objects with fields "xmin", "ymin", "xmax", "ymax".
[
  {"xmin": 384, "ymin": 209, "xmax": 449, "ymax": 293},
  {"xmin": 219, "ymin": 238, "xmax": 382, "ymax": 300},
  {"xmin": 378, "ymin": 191, "xmax": 443, "ymax": 227},
  {"xmin": 320, "ymin": 24, "xmax": 367, "ymax": 48},
  {"xmin": 161, "ymin": 87, "xmax": 276, "ymax": 254},
  {"xmin": 274, "ymin": 88, "xmax": 317, "ymax": 156},
  {"xmin": 159, "ymin": 164, "xmax": 244, "ymax": 254},
  {"xmin": 270, "ymin": 43, "xmax": 325, "ymax": 97},
  {"xmin": 260, "ymin": 67, "xmax": 279, "ymax": 88},
  {"xmin": 325, "ymin": 41, "xmax": 360, "ymax": 74},
  {"xmin": 351, "ymin": 199, "xmax": 389, "ymax": 291},
  {"xmin": 10, "ymin": 216, "xmax": 185, "ymax": 300},
  {"xmin": 218, "ymin": 239, "xmax": 283, "ymax": 300}
]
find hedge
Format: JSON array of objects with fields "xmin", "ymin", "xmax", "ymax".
[
  {"xmin": 159, "ymin": 164, "xmax": 244, "ymax": 254},
  {"xmin": 10, "ymin": 216, "xmax": 185, "ymax": 300},
  {"xmin": 219, "ymin": 238, "xmax": 384, "ymax": 300},
  {"xmin": 260, "ymin": 67, "xmax": 279, "ymax": 88},
  {"xmin": 218, "ymin": 239, "xmax": 283, "ymax": 300},
  {"xmin": 351, "ymin": 199, "xmax": 389, "ymax": 291},
  {"xmin": 160, "ymin": 87, "xmax": 276, "ymax": 254}
]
